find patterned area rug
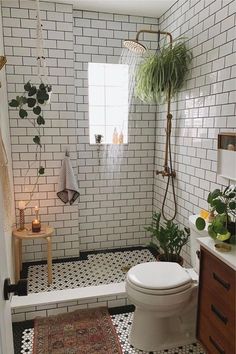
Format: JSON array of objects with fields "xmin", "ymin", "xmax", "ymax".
[{"xmin": 33, "ymin": 307, "xmax": 122, "ymax": 354}]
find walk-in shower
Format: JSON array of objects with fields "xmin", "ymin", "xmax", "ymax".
[{"xmin": 123, "ymin": 30, "xmax": 177, "ymax": 221}]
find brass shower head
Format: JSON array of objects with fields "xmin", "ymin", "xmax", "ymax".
[
  {"xmin": 123, "ymin": 30, "xmax": 173, "ymax": 54},
  {"xmin": 123, "ymin": 39, "xmax": 146, "ymax": 54}
]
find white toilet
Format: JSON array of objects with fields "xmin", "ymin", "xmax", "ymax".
[{"xmin": 125, "ymin": 214, "xmax": 208, "ymax": 352}]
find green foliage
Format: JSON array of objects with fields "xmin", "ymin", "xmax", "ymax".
[
  {"xmin": 196, "ymin": 217, "xmax": 206, "ymax": 231},
  {"xmin": 38, "ymin": 167, "xmax": 45, "ymax": 175},
  {"xmin": 135, "ymin": 37, "xmax": 193, "ymax": 103},
  {"xmin": 33, "ymin": 136, "xmax": 41, "ymax": 146},
  {"xmin": 146, "ymin": 212, "xmax": 190, "ymax": 261},
  {"xmin": 8, "ymin": 81, "xmax": 52, "ymax": 176},
  {"xmin": 196, "ymin": 186, "xmax": 236, "ymax": 244}
]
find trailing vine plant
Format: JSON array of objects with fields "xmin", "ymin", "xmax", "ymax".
[
  {"xmin": 8, "ymin": 0, "xmax": 52, "ymax": 208},
  {"xmin": 9, "ymin": 81, "xmax": 52, "ymax": 176}
]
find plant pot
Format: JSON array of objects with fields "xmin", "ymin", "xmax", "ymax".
[
  {"xmin": 157, "ymin": 254, "xmax": 184, "ymax": 266},
  {"xmin": 228, "ymin": 221, "xmax": 236, "ymax": 236}
]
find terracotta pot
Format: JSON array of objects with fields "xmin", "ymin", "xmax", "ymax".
[{"xmin": 157, "ymin": 254, "xmax": 184, "ymax": 266}]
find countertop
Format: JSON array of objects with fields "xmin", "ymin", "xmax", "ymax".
[{"xmin": 197, "ymin": 236, "xmax": 236, "ymax": 271}]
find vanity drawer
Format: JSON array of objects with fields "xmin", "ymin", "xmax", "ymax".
[
  {"xmin": 200, "ymin": 247, "xmax": 235, "ymax": 304},
  {"xmin": 198, "ymin": 286, "xmax": 235, "ymax": 340},
  {"xmin": 198, "ymin": 313, "xmax": 234, "ymax": 354}
]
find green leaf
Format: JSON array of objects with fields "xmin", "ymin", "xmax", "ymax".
[
  {"xmin": 208, "ymin": 224, "xmax": 217, "ymax": 239},
  {"xmin": 211, "ymin": 189, "xmax": 222, "ymax": 199},
  {"xmin": 33, "ymin": 106, "xmax": 41, "ymax": 115},
  {"xmin": 38, "ymin": 166, "xmax": 45, "ymax": 175},
  {"xmin": 19, "ymin": 109, "xmax": 28, "ymax": 119},
  {"xmin": 9, "ymin": 99, "xmax": 19, "ymax": 107},
  {"xmin": 37, "ymin": 115, "xmax": 45, "ymax": 125},
  {"xmin": 22, "ymin": 97, "xmax": 27, "ymax": 104},
  {"xmin": 27, "ymin": 97, "xmax": 36, "ymax": 108},
  {"xmin": 207, "ymin": 192, "xmax": 213, "ymax": 204},
  {"xmin": 33, "ymin": 135, "xmax": 41, "ymax": 146},
  {"xmin": 38, "ymin": 90, "xmax": 49, "ymax": 101},
  {"xmin": 195, "ymin": 217, "xmax": 206, "ymax": 231},
  {"xmin": 37, "ymin": 98, "xmax": 45, "ymax": 104},
  {"xmin": 213, "ymin": 200, "xmax": 227, "ymax": 214},
  {"xmin": 39, "ymin": 83, "xmax": 46, "ymax": 90},
  {"xmin": 28, "ymin": 86, "xmax": 37, "ymax": 96},
  {"xmin": 229, "ymin": 201, "xmax": 236, "ymax": 210},
  {"xmin": 24, "ymin": 81, "xmax": 31, "ymax": 91}
]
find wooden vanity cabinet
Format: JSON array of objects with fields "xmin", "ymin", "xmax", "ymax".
[{"xmin": 197, "ymin": 247, "xmax": 235, "ymax": 354}]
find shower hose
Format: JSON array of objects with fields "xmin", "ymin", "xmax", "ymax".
[{"xmin": 161, "ymin": 115, "xmax": 177, "ymax": 222}]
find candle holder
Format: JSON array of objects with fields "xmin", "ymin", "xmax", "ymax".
[
  {"xmin": 32, "ymin": 219, "xmax": 41, "ymax": 232},
  {"xmin": 32, "ymin": 206, "xmax": 41, "ymax": 233},
  {"xmin": 18, "ymin": 209, "xmax": 26, "ymax": 231}
]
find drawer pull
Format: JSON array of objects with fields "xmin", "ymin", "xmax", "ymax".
[
  {"xmin": 209, "ymin": 336, "xmax": 225, "ymax": 354},
  {"xmin": 213, "ymin": 272, "xmax": 230, "ymax": 290},
  {"xmin": 211, "ymin": 304, "xmax": 228, "ymax": 324}
]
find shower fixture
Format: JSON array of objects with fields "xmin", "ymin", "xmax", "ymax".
[
  {"xmin": 123, "ymin": 30, "xmax": 177, "ymax": 221},
  {"xmin": 123, "ymin": 39, "xmax": 146, "ymax": 54}
]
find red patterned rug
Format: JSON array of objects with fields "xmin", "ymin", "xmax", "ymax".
[{"xmin": 33, "ymin": 307, "xmax": 122, "ymax": 354}]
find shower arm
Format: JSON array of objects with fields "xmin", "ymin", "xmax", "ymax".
[{"xmin": 136, "ymin": 30, "xmax": 175, "ymax": 178}]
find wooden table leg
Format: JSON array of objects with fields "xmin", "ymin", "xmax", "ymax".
[
  {"xmin": 14, "ymin": 238, "xmax": 21, "ymax": 282},
  {"xmin": 46, "ymin": 236, "xmax": 52, "ymax": 285},
  {"xmin": 19, "ymin": 239, "xmax": 23, "ymax": 271}
]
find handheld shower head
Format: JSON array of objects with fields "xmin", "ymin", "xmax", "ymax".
[{"xmin": 123, "ymin": 39, "xmax": 146, "ymax": 54}]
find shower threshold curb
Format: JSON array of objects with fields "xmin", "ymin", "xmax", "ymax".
[{"xmin": 11, "ymin": 282, "xmax": 126, "ymax": 309}]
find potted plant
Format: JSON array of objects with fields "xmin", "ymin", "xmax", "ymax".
[
  {"xmin": 146, "ymin": 212, "xmax": 190, "ymax": 265},
  {"xmin": 135, "ymin": 37, "xmax": 193, "ymax": 103},
  {"xmin": 9, "ymin": 81, "xmax": 52, "ymax": 176},
  {"xmin": 195, "ymin": 186, "xmax": 236, "ymax": 244}
]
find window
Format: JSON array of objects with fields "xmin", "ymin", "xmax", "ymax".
[{"xmin": 88, "ymin": 63, "xmax": 128, "ymax": 144}]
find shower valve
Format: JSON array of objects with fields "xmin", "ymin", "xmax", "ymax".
[{"xmin": 156, "ymin": 169, "xmax": 176, "ymax": 178}]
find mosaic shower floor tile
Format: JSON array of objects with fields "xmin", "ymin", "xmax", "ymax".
[{"xmin": 25, "ymin": 248, "xmax": 156, "ymax": 293}]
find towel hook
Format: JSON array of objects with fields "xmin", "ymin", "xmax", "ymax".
[{"xmin": 65, "ymin": 149, "xmax": 70, "ymax": 157}]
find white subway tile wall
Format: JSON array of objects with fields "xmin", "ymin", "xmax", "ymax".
[
  {"xmin": 2, "ymin": 0, "xmax": 159, "ymax": 261},
  {"xmin": 2, "ymin": 0, "xmax": 235, "ymax": 265},
  {"xmin": 154, "ymin": 0, "xmax": 236, "ymax": 264},
  {"xmin": 74, "ymin": 10, "xmax": 158, "ymax": 253}
]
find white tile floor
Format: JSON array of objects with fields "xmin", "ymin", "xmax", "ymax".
[
  {"xmin": 27, "ymin": 249, "xmax": 156, "ymax": 293},
  {"xmin": 19, "ymin": 312, "xmax": 206, "ymax": 354}
]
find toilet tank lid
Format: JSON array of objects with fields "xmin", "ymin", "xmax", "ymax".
[{"xmin": 127, "ymin": 262, "xmax": 191, "ymax": 290}]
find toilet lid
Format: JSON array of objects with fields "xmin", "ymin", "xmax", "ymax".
[{"xmin": 127, "ymin": 262, "xmax": 192, "ymax": 290}]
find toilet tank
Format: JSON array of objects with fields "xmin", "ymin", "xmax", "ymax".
[{"xmin": 188, "ymin": 215, "xmax": 209, "ymax": 272}]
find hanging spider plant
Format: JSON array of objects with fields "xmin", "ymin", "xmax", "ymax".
[{"xmin": 135, "ymin": 37, "xmax": 193, "ymax": 103}]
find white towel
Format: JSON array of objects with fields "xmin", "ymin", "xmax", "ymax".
[{"xmin": 57, "ymin": 156, "xmax": 80, "ymax": 205}]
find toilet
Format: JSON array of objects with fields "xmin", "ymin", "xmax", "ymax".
[{"xmin": 125, "ymin": 214, "xmax": 208, "ymax": 352}]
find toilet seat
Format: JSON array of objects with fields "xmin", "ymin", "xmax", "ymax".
[{"xmin": 127, "ymin": 262, "xmax": 192, "ymax": 295}]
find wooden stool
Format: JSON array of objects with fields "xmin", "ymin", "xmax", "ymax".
[{"xmin": 12, "ymin": 225, "xmax": 54, "ymax": 285}]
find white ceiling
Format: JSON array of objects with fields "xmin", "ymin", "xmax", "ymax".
[{"xmin": 58, "ymin": 0, "xmax": 177, "ymax": 18}]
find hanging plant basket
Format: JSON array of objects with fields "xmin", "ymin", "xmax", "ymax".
[{"xmin": 135, "ymin": 37, "xmax": 193, "ymax": 103}]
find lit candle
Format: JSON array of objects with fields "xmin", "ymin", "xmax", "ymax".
[
  {"xmin": 32, "ymin": 205, "xmax": 41, "ymax": 232},
  {"xmin": 32, "ymin": 219, "xmax": 41, "ymax": 233},
  {"xmin": 19, "ymin": 201, "xmax": 26, "ymax": 210}
]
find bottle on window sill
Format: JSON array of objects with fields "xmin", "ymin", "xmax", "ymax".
[
  {"xmin": 118, "ymin": 131, "xmax": 124, "ymax": 144},
  {"xmin": 112, "ymin": 128, "xmax": 118, "ymax": 144}
]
